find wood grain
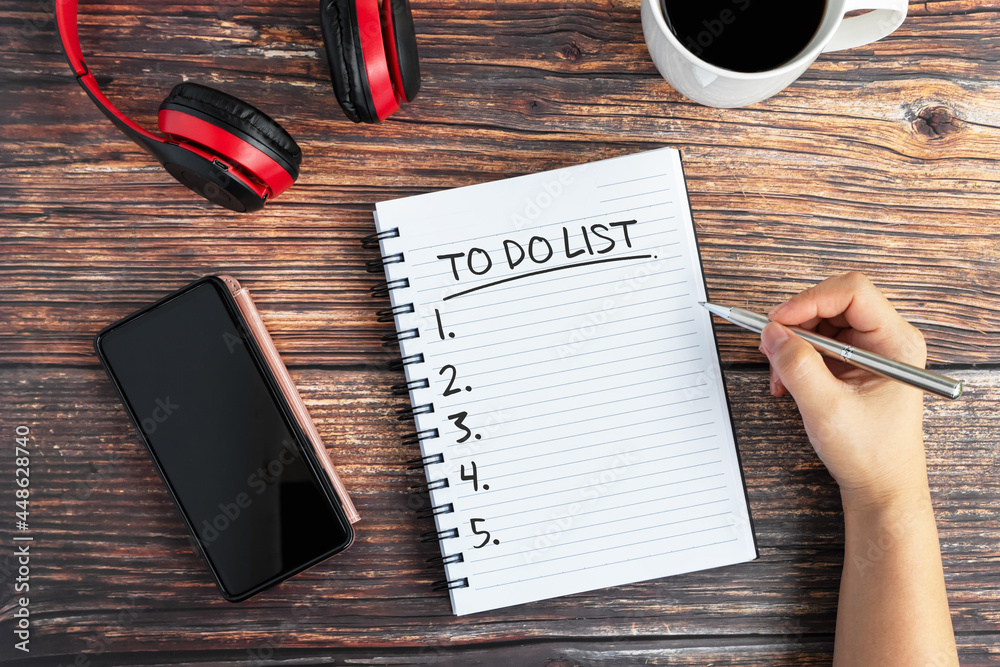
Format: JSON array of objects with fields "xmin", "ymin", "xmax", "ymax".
[
  {"xmin": 1, "ymin": 0, "xmax": 999, "ymax": 663},
  {"xmin": 0, "ymin": 368, "xmax": 998, "ymax": 663}
]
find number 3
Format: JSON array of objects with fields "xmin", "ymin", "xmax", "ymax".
[{"xmin": 448, "ymin": 411, "xmax": 473, "ymax": 443}]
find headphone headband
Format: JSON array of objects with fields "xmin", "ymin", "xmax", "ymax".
[
  {"xmin": 54, "ymin": 0, "xmax": 163, "ymax": 147},
  {"xmin": 54, "ymin": 0, "xmax": 87, "ymax": 76}
]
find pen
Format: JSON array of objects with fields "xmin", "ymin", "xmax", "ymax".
[{"xmin": 700, "ymin": 302, "xmax": 964, "ymax": 400}]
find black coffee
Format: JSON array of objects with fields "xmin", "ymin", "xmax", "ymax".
[{"xmin": 661, "ymin": 0, "xmax": 826, "ymax": 73}]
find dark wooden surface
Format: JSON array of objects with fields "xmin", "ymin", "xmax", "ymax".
[{"xmin": 1, "ymin": 0, "xmax": 999, "ymax": 664}]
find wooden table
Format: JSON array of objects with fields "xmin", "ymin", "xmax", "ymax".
[{"xmin": 2, "ymin": 0, "xmax": 998, "ymax": 663}]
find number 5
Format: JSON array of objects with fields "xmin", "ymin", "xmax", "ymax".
[{"xmin": 470, "ymin": 518, "xmax": 492, "ymax": 549}]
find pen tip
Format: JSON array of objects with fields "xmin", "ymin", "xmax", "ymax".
[{"xmin": 701, "ymin": 302, "xmax": 729, "ymax": 319}]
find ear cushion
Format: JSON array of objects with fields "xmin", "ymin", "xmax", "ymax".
[
  {"xmin": 158, "ymin": 82, "xmax": 301, "ymax": 173},
  {"xmin": 385, "ymin": 0, "xmax": 420, "ymax": 103},
  {"xmin": 321, "ymin": 0, "xmax": 377, "ymax": 124}
]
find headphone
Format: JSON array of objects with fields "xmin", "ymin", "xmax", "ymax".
[{"xmin": 54, "ymin": 0, "xmax": 421, "ymax": 213}]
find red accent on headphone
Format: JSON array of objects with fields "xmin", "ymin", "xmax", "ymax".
[
  {"xmin": 55, "ymin": 0, "xmax": 86, "ymax": 75},
  {"xmin": 158, "ymin": 110, "xmax": 294, "ymax": 197},
  {"xmin": 78, "ymin": 71, "xmax": 165, "ymax": 143},
  {"xmin": 55, "ymin": 0, "xmax": 164, "ymax": 144},
  {"xmin": 355, "ymin": 0, "xmax": 400, "ymax": 121},
  {"xmin": 380, "ymin": 0, "xmax": 407, "ymax": 103}
]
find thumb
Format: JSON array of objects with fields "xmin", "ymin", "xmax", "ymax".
[{"xmin": 760, "ymin": 322, "xmax": 842, "ymax": 408}]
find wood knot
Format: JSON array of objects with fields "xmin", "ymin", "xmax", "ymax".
[
  {"xmin": 560, "ymin": 41, "xmax": 583, "ymax": 61},
  {"xmin": 912, "ymin": 105, "xmax": 960, "ymax": 139}
]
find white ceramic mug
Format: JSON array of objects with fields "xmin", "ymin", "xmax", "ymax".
[{"xmin": 641, "ymin": 0, "xmax": 908, "ymax": 108}]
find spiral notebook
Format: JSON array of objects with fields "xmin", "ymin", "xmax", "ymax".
[{"xmin": 368, "ymin": 147, "xmax": 758, "ymax": 616}]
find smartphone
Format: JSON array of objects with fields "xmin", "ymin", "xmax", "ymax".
[{"xmin": 95, "ymin": 275, "xmax": 358, "ymax": 601}]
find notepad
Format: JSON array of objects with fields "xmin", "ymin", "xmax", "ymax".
[{"xmin": 370, "ymin": 147, "xmax": 758, "ymax": 615}]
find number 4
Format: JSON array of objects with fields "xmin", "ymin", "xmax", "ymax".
[{"xmin": 460, "ymin": 461, "xmax": 479, "ymax": 491}]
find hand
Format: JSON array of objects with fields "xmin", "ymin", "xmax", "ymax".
[{"xmin": 759, "ymin": 272, "xmax": 930, "ymax": 511}]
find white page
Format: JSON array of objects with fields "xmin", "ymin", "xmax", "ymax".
[{"xmin": 374, "ymin": 148, "xmax": 757, "ymax": 615}]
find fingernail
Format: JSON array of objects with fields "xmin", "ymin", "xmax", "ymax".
[
  {"xmin": 767, "ymin": 301, "xmax": 788, "ymax": 319},
  {"xmin": 761, "ymin": 322, "xmax": 790, "ymax": 355}
]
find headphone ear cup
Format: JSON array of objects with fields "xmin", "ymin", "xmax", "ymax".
[
  {"xmin": 382, "ymin": 0, "xmax": 420, "ymax": 103},
  {"xmin": 157, "ymin": 82, "xmax": 301, "ymax": 196},
  {"xmin": 154, "ymin": 143, "xmax": 269, "ymax": 213},
  {"xmin": 321, "ymin": 0, "xmax": 378, "ymax": 124}
]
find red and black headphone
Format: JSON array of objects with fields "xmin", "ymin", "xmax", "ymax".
[{"xmin": 54, "ymin": 0, "xmax": 421, "ymax": 212}]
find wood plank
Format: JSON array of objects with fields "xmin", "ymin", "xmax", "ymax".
[
  {"xmin": 2, "ymin": 3, "xmax": 1000, "ymax": 364},
  {"xmin": 4, "ymin": 637, "xmax": 999, "ymax": 667},
  {"xmin": 0, "ymin": 367, "xmax": 996, "ymax": 663}
]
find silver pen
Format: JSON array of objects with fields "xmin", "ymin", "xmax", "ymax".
[{"xmin": 701, "ymin": 302, "xmax": 964, "ymax": 400}]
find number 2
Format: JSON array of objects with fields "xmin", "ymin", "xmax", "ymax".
[{"xmin": 440, "ymin": 365, "xmax": 461, "ymax": 397}]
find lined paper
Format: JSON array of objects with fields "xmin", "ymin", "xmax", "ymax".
[{"xmin": 375, "ymin": 148, "xmax": 757, "ymax": 615}]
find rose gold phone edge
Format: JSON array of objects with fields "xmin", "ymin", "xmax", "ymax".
[{"xmin": 217, "ymin": 274, "xmax": 360, "ymax": 524}]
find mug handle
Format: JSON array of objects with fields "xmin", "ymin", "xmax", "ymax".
[{"xmin": 822, "ymin": 0, "xmax": 908, "ymax": 53}]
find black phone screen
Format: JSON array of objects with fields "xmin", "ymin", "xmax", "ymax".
[{"xmin": 96, "ymin": 279, "xmax": 352, "ymax": 600}]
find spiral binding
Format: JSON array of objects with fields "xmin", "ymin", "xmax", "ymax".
[
  {"xmin": 370, "ymin": 278, "xmax": 409, "ymax": 300},
  {"xmin": 389, "ymin": 353, "xmax": 424, "ymax": 371},
  {"xmin": 401, "ymin": 428, "xmax": 439, "ymax": 446},
  {"xmin": 366, "ymin": 252, "xmax": 405, "ymax": 273},
  {"xmin": 363, "ymin": 226, "xmax": 467, "ymax": 595},
  {"xmin": 361, "ymin": 227, "xmax": 400, "ymax": 249},
  {"xmin": 393, "ymin": 378, "xmax": 430, "ymax": 396},
  {"xmin": 382, "ymin": 328, "xmax": 419, "ymax": 348},
  {"xmin": 426, "ymin": 552, "xmax": 464, "ymax": 568},
  {"xmin": 410, "ymin": 477, "xmax": 449, "ymax": 493},
  {"xmin": 377, "ymin": 303, "xmax": 415, "ymax": 322},
  {"xmin": 407, "ymin": 452, "xmax": 444, "ymax": 469},
  {"xmin": 416, "ymin": 502, "xmax": 454, "ymax": 519},
  {"xmin": 421, "ymin": 527, "xmax": 459, "ymax": 543},
  {"xmin": 432, "ymin": 577, "xmax": 470, "ymax": 592},
  {"xmin": 397, "ymin": 403, "xmax": 434, "ymax": 420}
]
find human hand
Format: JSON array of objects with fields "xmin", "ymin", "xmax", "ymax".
[{"xmin": 759, "ymin": 272, "xmax": 930, "ymax": 511}]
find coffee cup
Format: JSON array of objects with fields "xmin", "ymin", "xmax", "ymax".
[{"xmin": 641, "ymin": 0, "xmax": 908, "ymax": 108}]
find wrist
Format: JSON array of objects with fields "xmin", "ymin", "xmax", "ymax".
[
  {"xmin": 835, "ymin": 434, "xmax": 930, "ymax": 515},
  {"xmin": 841, "ymin": 479, "xmax": 933, "ymax": 518}
]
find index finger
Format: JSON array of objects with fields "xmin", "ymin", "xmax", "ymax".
[{"xmin": 768, "ymin": 272, "xmax": 926, "ymax": 365}]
